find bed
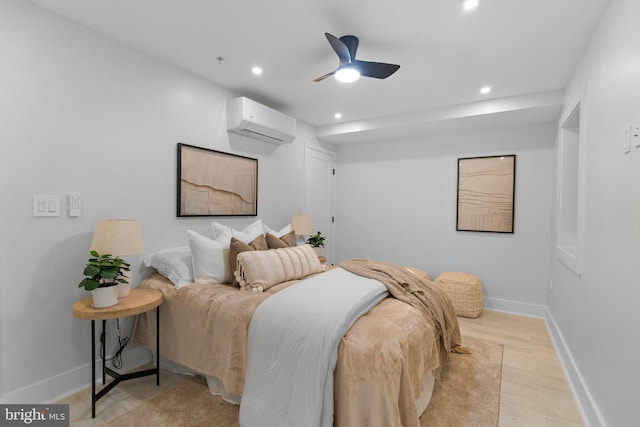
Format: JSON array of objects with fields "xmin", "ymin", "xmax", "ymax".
[{"xmin": 132, "ymin": 226, "xmax": 464, "ymax": 427}]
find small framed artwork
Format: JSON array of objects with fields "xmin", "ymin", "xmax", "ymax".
[
  {"xmin": 456, "ymin": 154, "xmax": 516, "ymax": 233},
  {"xmin": 177, "ymin": 143, "xmax": 258, "ymax": 217}
]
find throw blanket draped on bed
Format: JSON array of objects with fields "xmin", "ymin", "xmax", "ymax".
[
  {"xmin": 340, "ymin": 259, "xmax": 471, "ymax": 363},
  {"xmin": 239, "ymin": 267, "xmax": 389, "ymax": 427}
]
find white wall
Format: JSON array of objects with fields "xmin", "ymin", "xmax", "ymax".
[
  {"xmin": 549, "ymin": 1, "xmax": 640, "ymax": 426},
  {"xmin": 0, "ymin": 0, "xmax": 316, "ymax": 401},
  {"xmin": 335, "ymin": 124, "xmax": 556, "ymax": 309}
]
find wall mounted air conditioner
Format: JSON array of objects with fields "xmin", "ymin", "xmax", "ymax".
[{"xmin": 227, "ymin": 97, "xmax": 297, "ymax": 145}]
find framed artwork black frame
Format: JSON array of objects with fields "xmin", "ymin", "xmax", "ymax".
[
  {"xmin": 177, "ymin": 143, "xmax": 258, "ymax": 217},
  {"xmin": 456, "ymin": 154, "xmax": 516, "ymax": 233}
]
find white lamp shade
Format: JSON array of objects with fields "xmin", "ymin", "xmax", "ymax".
[
  {"xmin": 90, "ymin": 219, "xmax": 144, "ymax": 256},
  {"xmin": 291, "ymin": 215, "xmax": 314, "ymax": 236}
]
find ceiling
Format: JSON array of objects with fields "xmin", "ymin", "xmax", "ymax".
[{"xmin": 28, "ymin": 0, "xmax": 608, "ymax": 143}]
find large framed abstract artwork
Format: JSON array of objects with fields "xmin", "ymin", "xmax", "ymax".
[
  {"xmin": 456, "ymin": 154, "xmax": 516, "ymax": 233},
  {"xmin": 177, "ymin": 143, "xmax": 258, "ymax": 217}
]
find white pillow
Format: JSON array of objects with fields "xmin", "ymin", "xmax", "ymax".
[
  {"xmin": 211, "ymin": 219, "xmax": 264, "ymax": 247},
  {"xmin": 187, "ymin": 230, "xmax": 232, "ymax": 285},
  {"xmin": 231, "ymin": 219, "xmax": 264, "ymax": 242},
  {"xmin": 263, "ymin": 223, "xmax": 292, "ymax": 238},
  {"xmin": 144, "ymin": 246, "xmax": 194, "ymax": 288},
  {"xmin": 211, "ymin": 222, "xmax": 233, "ymax": 248}
]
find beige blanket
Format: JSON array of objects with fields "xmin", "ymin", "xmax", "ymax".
[
  {"xmin": 132, "ymin": 267, "xmax": 458, "ymax": 427},
  {"xmin": 132, "ymin": 275, "xmax": 299, "ymax": 397},
  {"xmin": 340, "ymin": 259, "xmax": 470, "ymax": 365}
]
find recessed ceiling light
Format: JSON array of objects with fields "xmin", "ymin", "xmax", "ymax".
[
  {"xmin": 480, "ymin": 86, "xmax": 491, "ymax": 94},
  {"xmin": 335, "ymin": 67, "xmax": 360, "ymax": 83},
  {"xmin": 251, "ymin": 66, "xmax": 263, "ymax": 75},
  {"xmin": 334, "ymin": 112, "xmax": 342, "ymax": 119},
  {"xmin": 463, "ymin": 0, "xmax": 479, "ymax": 11}
]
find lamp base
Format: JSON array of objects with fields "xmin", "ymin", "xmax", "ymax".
[{"xmin": 117, "ymin": 282, "xmax": 131, "ymax": 297}]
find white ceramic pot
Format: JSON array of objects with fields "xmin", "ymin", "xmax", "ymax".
[{"xmin": 91, "ymin": 286, "xmax": 119, "ymax": 308}]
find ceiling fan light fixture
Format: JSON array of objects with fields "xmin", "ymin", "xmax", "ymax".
[
  {"xmin": 335, "ymin": 67, "xmax": 360, "ymax": 83},
  {"xmin": 463, "ymin": 0, "xmax": 479, "ymax": 11}
]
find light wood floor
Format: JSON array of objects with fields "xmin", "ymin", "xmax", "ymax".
[
  {"xmin": 57, "ymin": 309, "xmax": 584, "ymax": 426},
  {"xmin": 458, "ymin": 310, "xmax": 583, "ymax": 427}
]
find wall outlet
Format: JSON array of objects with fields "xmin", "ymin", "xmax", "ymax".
[{"xmin": 633, "ymin": 125, "xmax": 640, "ymax": 148}]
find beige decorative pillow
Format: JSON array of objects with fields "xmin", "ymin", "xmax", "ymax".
[
  {"xmin": 265, "ymin": 230, "xmax": 297, "ymax": 249},
  {"xmin": 235, "ymin": 245, "xmax": 324, "ymax": 292},
  {"xmin": 229, "ymin": 235, "xmax": 268, "ymax": 286}
]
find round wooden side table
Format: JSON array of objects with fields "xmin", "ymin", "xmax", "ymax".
[{"xmin": 72, "ymin": 288, "xmax": 162, "ymax": 418}]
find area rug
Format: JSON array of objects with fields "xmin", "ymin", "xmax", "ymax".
[
  {"xmin": 419, "ymin": 335, "xmax": 503, "ymax": 426},
  {"xmin": 108, "ymin": 336, "xmax": 502, "ymax": 427}
]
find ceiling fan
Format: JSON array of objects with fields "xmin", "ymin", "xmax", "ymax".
[{"xmin": 313, "ymin": 33, "xmax": 400, "ymax": 83}]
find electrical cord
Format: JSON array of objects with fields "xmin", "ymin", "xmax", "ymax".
[
  {"xmin": 112, "ymin": 318, "xmax": 129, "ymax": 369},
  {"xmin": 98, "ymin": 319, "xmax": 130, "ymax": 369},
  {"xmin": 111, "ymin": 336, "xmax": 129, "ymax": 369}
]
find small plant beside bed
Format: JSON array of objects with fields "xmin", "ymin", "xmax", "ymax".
[
  {"xmin": 78, "ymin": 251, "xmax": 131, "ymax": 308},
  {"xmin": 306, "ymin": 231, "xmax": 325, "ymax": 251}
]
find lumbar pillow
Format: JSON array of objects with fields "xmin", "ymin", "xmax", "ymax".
[
  {"xmin": 187, "ymin": 230, "xmax": 232, "ymax": 285},
  {"xmin": 143, "ymin": 246, "xmax": 194, "ymax": 288},
  {"xmin": 235, "ymin": 245, "xmax": 323, "ymax": 292},
  {"xmin": 265, "ymin": 230, "xmax": 297, "ymax": 249}
]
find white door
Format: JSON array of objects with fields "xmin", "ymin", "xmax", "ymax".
[{"xmin": 305, "ymin": 146, "xmax": 336, "ymax": 264}]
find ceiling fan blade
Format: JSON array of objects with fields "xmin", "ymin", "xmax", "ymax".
[
  {"xmin": 325, "ymin": 33, "xmax": 351, "ymax": 65},
  {"xmin": 355, "ymin": 60, "xmax": 400, "ymax": 79},
  {"xmin": 338, "ymin": 35, "xmax": 359, "ymax": 61},
  {"xmin": 313, "ymin": 70, "xmax": 337, "ymax": 82}
]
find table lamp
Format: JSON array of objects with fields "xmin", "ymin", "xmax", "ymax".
[
  {"xmin": 291, "ymin": 215, "xmax": 313, "ymax": 245},
  {"xmin": 90, "ymin": 219, "xmax": 144, "ymax": 297}
]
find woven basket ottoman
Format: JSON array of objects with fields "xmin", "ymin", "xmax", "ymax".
[{"xmin": 434, "ymin": 272, "xmax": 483, "ymax": 318}]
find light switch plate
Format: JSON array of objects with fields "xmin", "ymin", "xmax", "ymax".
[{"xmin": 33, "ymin": 195, "xmax": 60, "ymax": 217}]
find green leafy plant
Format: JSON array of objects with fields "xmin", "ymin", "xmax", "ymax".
[
  {"xmin": 78, "ymin": 251, "xmax": 131, "ymax": 291},
  {"xmin": 306, "ymin": 231, "xmax": 326, "ymax": 248}
]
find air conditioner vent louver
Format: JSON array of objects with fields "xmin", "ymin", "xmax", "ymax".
[{"xmin": 241, "ymin": 128, "xmax": 286, "ymax": 144}]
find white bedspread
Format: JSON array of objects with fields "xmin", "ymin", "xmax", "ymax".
[{"xmin": 239, "ymin": 267, "xmax": 389, "ymax": 427}]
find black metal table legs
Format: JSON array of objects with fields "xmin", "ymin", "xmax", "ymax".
[{"xmin": 90, "ymin": 306, "xmax": 160, "ymax": 418}]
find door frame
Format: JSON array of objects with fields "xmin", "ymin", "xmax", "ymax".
[{"xmin": 304, "ymin": 142, "xmax": 337, "ymax": 264}]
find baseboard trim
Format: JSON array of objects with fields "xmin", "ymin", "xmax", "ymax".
[
  {"xmin": 483, "ymin": 296, "xmax": 547, "ymax": 318},
  {"xmin": 0, "ymin": 347, "xmax": 153, "ymax": 405},
  {"xmin": 483, "ymin": 297, "xmax": 607, "ymax": 427},
  {"xmin": 544, "ymin": 309, "xmax": 607, "ymax": 427}
]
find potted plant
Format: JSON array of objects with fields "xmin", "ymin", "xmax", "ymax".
[
  {"xmin": 78, "ymin": 251, "xmax": 131, "ymax": 308},
  {"xmin": 306, "ymin": 231, "xmax": 326, "ymax": 255}
]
